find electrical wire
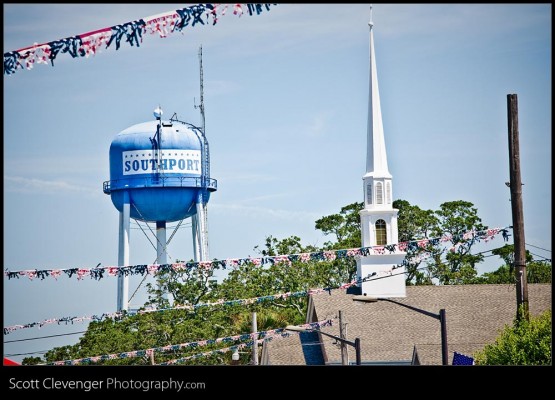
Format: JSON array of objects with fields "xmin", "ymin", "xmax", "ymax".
[
  {"xmin": 4, "ymin": 231, "xmax": 513, "ymax": 352},
  {"xmin": 4, "ymin": 330, "xmax": 86, "ymax": 344},
  {"xmin": 5, "ymin": 276, "xmax": 369, "ymax": 335},
  {"xmin": 472, "ymin": 243, "xmax": 552, "ymax": 260},
  {"xmin": 6, "ymin": 240, "xmax": 508, "ymax": 336},
  {"xmin": 525, "ymin": 243, "xmax": 551, "ymax": 253},
  {"xmin": 527, "ymin": 251, "xmax": 552, "ymax": 262},
  {"xmin": 3, "ymin": 254, "xmax": 515, "ymax": 363},
  {"xmin": 5, "ymin": 350, "xmax": 48, "ymax": 356}
]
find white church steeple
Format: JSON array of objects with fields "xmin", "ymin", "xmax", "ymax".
[
  {"xmin": 357, "ymin": 5, "xmax": 406, "ymax": 297},
  {"xmin": 365, "ymin": 6, "xmax": 391, "ymax": 180}
]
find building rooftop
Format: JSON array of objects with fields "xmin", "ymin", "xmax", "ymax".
[{"xmin": 262, "ymin": 283, "xmax": 551, "ymax": 365}]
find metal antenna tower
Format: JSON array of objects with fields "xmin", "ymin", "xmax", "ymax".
[{"xmin": 192, "ymin": 45, "xmax": 210, "ymax": 262}]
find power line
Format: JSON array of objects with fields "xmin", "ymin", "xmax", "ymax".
[
  {"xmin": 472, "ymin": 246, "xmax": 507, "ymax": 256},
  {"xmin": 5, "ymin": 277, "xmax": 368, "ymax": 335},
  {"xmin": 525, "ymin": 243, "xmax": 551, "ymax": 253},
  {"xmin": 4, "ymin": 245, "xmax": 507, "ymax": 335},
  {"xmin": 473, "ymin": 243, "xmax": 552, "ymax": 258},
  {"xmin": 4, "ymin": 330, "xmax": 86, "ymax": 344},
  {"xmin": 481, "ymin": 253, "xmax": 498, "ymax": 258},
  {"xmin": 528, "ymin": 251, "xmax": 552, "ymax": 262},
  {"xmin": 5, "ymin": 350, "xmax": 48, "ymax": 356}
]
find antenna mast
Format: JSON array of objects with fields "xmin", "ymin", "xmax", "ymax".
[
  {"xmin": 193, "ymin": 45, "xmax": 211, "ymax": 262},
  {"xmin": 198, "ymin": 45, "xmax": 206, "ymax": 136},
  {"xmin": 197, "ymin": 45, "xmax": 210, "ymax": 181}
]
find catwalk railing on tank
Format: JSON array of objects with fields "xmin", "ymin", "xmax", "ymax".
[{"xmin": 103, "ymin": 175, "xmax": 217, "ymax": 194}]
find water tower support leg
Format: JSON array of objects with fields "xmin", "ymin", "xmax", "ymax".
[
  {"xmin": 196, "ymin": 195, "xmax": 209, "ymax": 262},
  {"xmin": 117, "ymin": 192, "xmax": 130, "ymax": 311},
  {"xmin": 192, "ymin": 215, "xmax": 200, "ymax": 263},
  {"xmin": 156, "ymin": 221, "xmax": 172, "ymax": 306}
]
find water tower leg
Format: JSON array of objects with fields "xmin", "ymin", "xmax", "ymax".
[
  {"xmin": 117, "ymin": 192, "xmax": 130, "ymax": 311},
  {"xmin": 156, "ymin": 221, "xmax": 172, "ymax": 306},
  {"xmin": 195, "ymin": 195, "xmax": 209, "ymax": 262},
  {"xmin": 191, "ymin": 215, "xmax": 200, "ymax": 263}
]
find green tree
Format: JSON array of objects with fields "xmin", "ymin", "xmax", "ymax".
[
  {"xmin": 24, "ymin": 199, "xmax": 500, "ymax": 366},
  {"xmin": 472, "ymin": 245, "xmax": 552, "ymax": 284},
  {"xmin": 472, "ymin": 265, "xmax": 513, "ymax": 284},
  {"xmin": 394, "ymin": 199, "xmax": 437, "ymax": 285},
  {"xmin": 313, "ymin": 199, "xmax": 491, "ymax": 285},
  {"xmin": 526, "ymin": 260, "xmax": 552, "ymax": 283},
  {"xmin": 491, "ymin": 244, "xmax": 532, "ymax": 266},
  {"xmin": 218, "ymin": 235, "xmax": 354, "ymax": 318},
  {"xmin": 474, "ymin": 308, "xmax": 552, "ymax": 365},
  {"xmin": 394, "ymin": 199, "xmax": 438, "ymax": 242},
  {"xmin": 315, "ymin": 202, "xmax": 363, "ymax": 250},
  {"xmin": 23, "ymin": 233, "xmax": 354, "ymax": 366},
  {"xmin": 145, "ymin": 258, "xmax": 221, "ymax": 309},
  {"xmin": 426, "ymin": 201, "xmax": 487, "ymax": 285},
  {"xmin": 314, "ymin": 203, "xmax": 363, "ymax": 284},
  {"xmin": 474, "ymin": 261, "xmax": 552, "ymax": 284},
  {"xmin": 23, "ymin": 304, "xmax": 268, "ymax": 366},
  {"xmin": 21, "ymin": 356, "xmax": 42, "ymax": 365}
]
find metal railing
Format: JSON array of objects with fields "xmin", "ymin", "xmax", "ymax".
[{"xmin": 103, "ymin": 175, "xmax": 217, "ymax": 194}]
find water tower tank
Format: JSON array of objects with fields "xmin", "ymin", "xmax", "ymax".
[
  {"xmin": 103, "ymin": 108, "xmax": 217, "ymax": 312},
  {"xmin": 103, "ymin": 111, "xmax": 217, "ymax": 222}
]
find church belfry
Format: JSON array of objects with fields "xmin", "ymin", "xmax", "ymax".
[{"xmin": 357, "ymin": 6, "xmax": 406, "ymax": 297}]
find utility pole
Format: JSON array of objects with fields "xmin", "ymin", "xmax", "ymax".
[
  {"xmin": 338, "ymin": 310, "xmax": 349, "ymax": 365},
  {"xmin": 252, "ymin": 312, "xmax": 258, "ymax": 365},
  {"xmin": 507, "ymin": 93, "xmax": 529, "ymax": 322},
  {"xmin": 439, "ymin": 309, "xmax": 448, "ymax": 366}
]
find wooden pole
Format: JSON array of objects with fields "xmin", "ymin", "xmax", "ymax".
[
  {"xmin": 507, "ymin": 93, "xmax": 529, "ymax": 321},
  {"xmin": 339, "ymin": 310, "xmax": 349, "ymax": 365},
  {"xmin": 439, "ymin": 309, "xmax": 448, "ymax": 365},
  {"xmin": 252, "ymin": 312, "xmax": 258, "ymax": 365}
]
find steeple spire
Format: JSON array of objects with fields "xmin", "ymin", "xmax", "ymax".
[
  {"xmin": 365, "ymin": 5, "xmax": 390, "ymax": 178},
  {"xmin": 357, "ymin": 5, "xmax": 406, "ymax": 298}
]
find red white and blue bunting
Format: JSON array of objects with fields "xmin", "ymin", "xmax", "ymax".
[
  {"xmin": 42, "ymin": 319, "xmax": 333, "ymax": 366},
  {"xmin": 3, "ymin": 227, "xmax": 511, "ymax": 281},
  {"xmin": 4, "ymin": 3, "xmax": 277, "ymax": 76},
  {"xmin": 157, "ymin": 333, "xmax": 281, "ymax": 366},
  {"xmin": 4, "ymin": 275, "xmax": 374, "ymax": 335}
]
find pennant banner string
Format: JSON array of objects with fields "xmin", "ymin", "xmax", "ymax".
[
  {"xmin": 3, "ymin": 227, "xmax": 511, "ymax": 281},
  {"xmin": 4, "ymin": 3, "xmax": 277, "ymax": 76},
  {"xmin": 42, "ymin": 318, "xmax": 333, "ymax": 365},
  {"xmin": 4, "ymin": 274, "xmax": 377, "ymax": 335},
  {"xmin": 157, "ymin": 322, "xmax": 338, "ymax": 366},
  {"xmin": 3, "ymin": 253, "xmax": 436, "ymax": 337},
  {"xmin": 157, "ymin": 331, "xmax": 288, "ymax": 366},
  {"xmin": 157, "ymin": 339, "xmax": 265, "ymax": 366}
]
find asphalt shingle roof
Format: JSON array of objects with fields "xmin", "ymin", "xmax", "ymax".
[{"xmin": 262, "ymin": 283, "xmax": 551, "ymax": 365}]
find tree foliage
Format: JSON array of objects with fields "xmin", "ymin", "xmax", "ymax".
[
  {"xmin": 318, "ymin": 199, "xmax": 492, "ymax": 285},
  {"xmin": 393, "ymin": 199, "xmax": 437, "ymax": 285},
  {"xmin": 315, "ymin": 202, "xmax": 364, "ymax": 250},
  {"xmin": 22, "ymin": 233, "xmax": 355, "ymax": 366},
  {"xmin": 22, "ymin": 198, "xmax": 539, "ymax": 366},
  {"xmin": 471, "ymin": 245, "xmax": 551, "ymax": 284},
  {"xmin": 426, "ymin": 201, "xmax": 487, "ymax": 284},
  {"xmin": 474, "ymin": 308, "xmax": 552, "ymax": 365}
]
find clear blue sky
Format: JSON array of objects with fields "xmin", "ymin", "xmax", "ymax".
[{"xmin": 3, "ymin": 4, "xmax": 551, "ymax": 363}]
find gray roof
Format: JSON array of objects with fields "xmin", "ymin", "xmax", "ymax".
[
  {"xmin": 262, "ymin": 283, "xmax": 551, "ymax": 365},
  {"xmin": 260, "ymin": 330, "xmax": 325, "ymax": 366}
]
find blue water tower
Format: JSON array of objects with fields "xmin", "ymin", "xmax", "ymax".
[{"xmin": 104, "ymin": 107, "xmax": 217, "ymax": 311}]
